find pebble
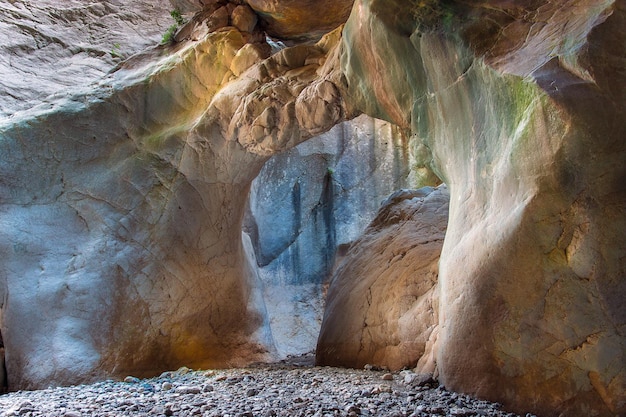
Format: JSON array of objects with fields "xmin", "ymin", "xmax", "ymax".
[
  {"xmin": 0, "ymin": 359, "xmax": 531, "ymax": 417},
  {"xmin": 175, "ymin": 385, "xmax": 202, "ymax": 394}
]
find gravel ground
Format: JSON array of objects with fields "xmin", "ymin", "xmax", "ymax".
[{"xmin": 0, "ymin": 358, "xmax": 536, "ymax": 417}]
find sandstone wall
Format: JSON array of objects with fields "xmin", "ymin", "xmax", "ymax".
[
  {"xmin": 246, "ymin": 115, "xmax": 426, "ymax": 357},
  {"xmin": 324, "ymin": 0, "xmax": 626, "ymax": 415},
  {"xmin": 0, "ymin": 0, "xmax": 173, "ymax": 118},
  {"xmin": 0, "ymin": 1, "xmax": 624, "ymax": 416},
  {"xmin": 0, "ymin": 3, "xmax": 349, "ymax": 389}
]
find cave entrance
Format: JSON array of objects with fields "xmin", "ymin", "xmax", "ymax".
[{"xmin": 243, "ymin": 115, "xmax": 433, "ymax": 360}]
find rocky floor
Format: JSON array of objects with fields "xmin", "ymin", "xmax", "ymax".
[{"xmin": 0, "ymin": 358, "xmax": 535, "ymax": 417}]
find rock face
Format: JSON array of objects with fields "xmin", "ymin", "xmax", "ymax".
[
  {"xmin": 245, "ymin": 0, "xmax": 354, "ymax": 41},
  {"xmin": 0, "ymin": 4, "xmax": 348, "ymax": 389},
  {"xmin": 246, "ymin": 115, "xmax": 418, "ymax": 357},
  {"xmin": 1, "ymin": 0, "xmax": 625, "ymax": 416},
  {"xmin": 327, "ymin": 0, "xmax": 626, "ymax": 416},
  {"xmin": 0, "ymin": 0, "xmax": 173, "ymax": 118},
  {"xmin": 316, "ymin": 185, "xmax": 448, "ymax": 372}
]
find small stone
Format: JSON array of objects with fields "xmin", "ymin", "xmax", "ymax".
[
  {"xmin": 175, "ymin": 385, "xmax": 202, "ymax": 394},
  {"xmin": 162, "ymin": 381, "xmax": 173, "ymax": 391},
  {"xmin": 378, "ymin": 384, "xmax": 393, "ymax": 393},
  {"xmin": 246, "ymin": 388, "xmax": 259, "ymax": 397},
  {"xmin": 64, "ymin": 412, "xmax": 82, "ymax": 417},
  {"xmin": 151, "ymin": 405, "xmax": 166, "ymax": 414},
  {"xmin": 175, "ymin": 366, "xmax": 192, "ymax": 375},
  {"xmin": 430, "ymin": 405, "xmax": 445, "ymax": 414},
  {"xmin": 124, "ymin": 376, "xmax": 140, "ymax": 383},
  {"xmin": 203, "ymin": 383, "xmax": 215, "ymax": 392},
  {"xmin": 382, "ymin": 373, "xmax": 393, "ymax": 381},
  {"xmin": 450, "ymin": 407, "xmax": 472, "ymax": 416},
  {"xmin": 17, "ymin": 400, "xmax": 35, "ymax": 412}
]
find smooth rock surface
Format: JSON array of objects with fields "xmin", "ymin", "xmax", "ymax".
[
  {"xmin": 0, "ymin": 16, "xmax": 348, "ymax": 390},
  {"xmin": 335, "ymin": 0, "xmax": 626, "ymax": 416},
  {"xmin": 246, "ymin": 115, "xmax": 428, "ymax": 357},
  {"xmin": 245, "ymin": 0, "xmax": 354, "ymax": 41},
  {"xmin": 316, "ymin": 185, "xmax": 448, "ymax": 373},
  {"xmin": 0, "ymin": 1, "xmax": 624, "ymax": 417}
]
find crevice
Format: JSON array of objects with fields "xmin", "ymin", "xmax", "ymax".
[{"xmin": 0, "ymin": 328, "xmax": 7, "ymax": 394}]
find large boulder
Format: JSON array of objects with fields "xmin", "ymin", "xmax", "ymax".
[
  {"xmin": 331, "ymin": 0, "xmax": 626, "ymax": 416},
  {"xmin": 316, "ymin": 185, "xmax": 448, "ymax": 372},
  {"xmin": 245, "ymin": 0, "xmax": 353, "ymax": 41}
]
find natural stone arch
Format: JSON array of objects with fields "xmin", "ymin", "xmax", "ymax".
[{"xmin": 0, "ymin": 17, "xmax": 350, "ymax": 389}]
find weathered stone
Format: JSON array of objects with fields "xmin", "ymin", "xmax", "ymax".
[
  {"xmin": 316, "ymin": 186, "xmax": 448, "ymax": 372},
  {"xmin": 0, "ymin": 0, "xmax": 173, "ymax": 118},
  {"xmin": 1, "ymin": 2, "xmax": 624, "ymax": 417},
  {"xmin": 337, "ymin": 0, "xmax": 626, "ymax": 416},
  {"xmin": 206, "ymin": 6, "xmax": 229, "ymax": 32},
  {"xmin": 231, "ymin": 5, "xmax": 258, "ymax": 33},
  {"xmin": 245, "ymin": 0, "xmax": 354, "ymax": 41},
  {"xmin": 230, "ymin": 43, "xmax": 271, "ymax": 76},
  {"xmin": 0, "ymin": 14, "xmax": 347, "ymax": 391},
  {"xmin": 246, "ymin": 115, "xmax": 427, "ymax": 357}
]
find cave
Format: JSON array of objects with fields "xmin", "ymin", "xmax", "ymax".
[{"xmin": 0, "ymin": 0, "xmax": 624, "ymax": 416}]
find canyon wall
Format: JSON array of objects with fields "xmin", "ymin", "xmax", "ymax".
[
  {"xmin": 0, "ymin": 0, "xmax": 173, "ymax": 118},
  {"xmin": 317, "ymin": 185, "xmax": 448, "ymax": 373},
  {"xmin": 316, "ymin": 1, "xmax": 625, "ymax": 416},
  {"xmin": 246, "ymin": 115, "xmax": 425, "ymax": 357},
  {"xmin": 0, "ymin": 2, "xmax": 349, "ymax": 388},
  {"xmin": 0, "ymin": 1, "xmax": 624, "ymax": 416}
]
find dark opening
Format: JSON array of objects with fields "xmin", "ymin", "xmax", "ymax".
[{"xmin": 0, "ymin": 329, "xmax": 6, "ymax": 393}]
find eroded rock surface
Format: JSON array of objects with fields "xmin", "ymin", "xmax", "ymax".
[
  {"xmin": 331, "ymin": 0, "xmax": 626, "ymax": 416},
  {"xmin": 246, "ymin": 115, "xmax": 422, "ymax": 357},
  {"xmin": 0, "ymin": 1, "xmax": 624, "ymax": 416},
  {"xmin": 317, "ymin": 185, "xmax": 448, "ymax": 372},
  {"xmin": 245, "ymin": 0, "xmax": 354, "ymax": 41},
  {"xmin": 0, "ymin": 0, "xmax": 173, "ymax": 118},
  {"xmin": 0, "ymin": 6, "xmax": 348, "ymax": 389}
]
